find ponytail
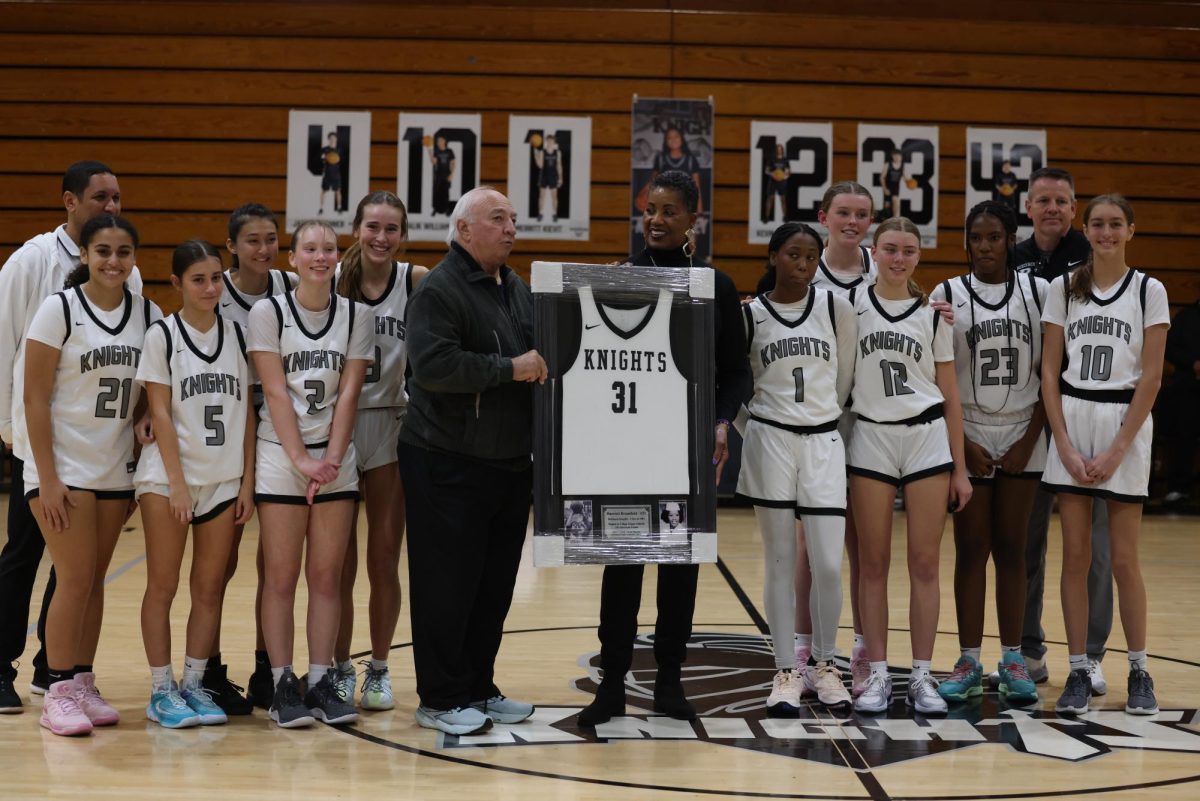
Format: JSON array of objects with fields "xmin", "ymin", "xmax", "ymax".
[
  {"xmin": 336, "ymin": 191, "xmax": 408, "ymax": 303},
  {"xmin": 906, "ymin": 277, "xmax": 928, "ymax": 306},
  {"xmin": 1072, "ymin": 193, "xmax": 1135, "ymax": 302}
]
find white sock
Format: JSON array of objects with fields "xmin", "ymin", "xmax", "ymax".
[
  {"xmin": 1127, "ymin": 650, "xmax": 1148, "ymax": 671},
  {"xmin": 271, "ymin": 666, "xmax": 290, "ymax": 687},
  {"xmin": 911, "ymin": 660, "xmax": 932, "ymax": 682},
  {"xmin": 310, "ymin": 663, "xmax": 331, "ymax": 684},
  {"xmin": 869, "ymin": 660, "xmax": 888, "ymax": 680},
  {"xmin": 150, "ymin": 664, "xmax": 173, "ymax": 692},
  {"xmin": 1068, "ymin": 653, "xmax": 1089, "ymax": 672},
  {"xmin": 181, "ymin": 655, "xmax": 207, "ymax": 691},
  {"xmin": 1001, "ymin": 644, "xmax": 1020, "ymax": 655},
  {"xmin": 336, "ymin": 659, "xmax": 353, "ymax": 674},
  {"xmin": 961, "ymin": 647, "xmax": 982, "ymax": 664},
  {"xmin": 370, "ymin": 658, "xmax": 388, "ymax": 672},
  {"xmin": 853, "ymin": 633, "xmax": 865, "ymax": 650},
  {"xmin": 794, "ymin": 633, "xmax": 812, "ymax": 649}
]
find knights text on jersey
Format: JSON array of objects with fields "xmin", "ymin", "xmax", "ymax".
[
  {"xmin": 246, "ymin": 290, "xmax": 374, "ymax": 446},
  {"xmin": 850, "ymin": 286, "xmax": 953, "ymax": 422},
  {"xmin": 745, "ymin": 289, "xmax": 842, "ymax": 427},
  {"xmin": 20, "ymin": 286, "xmax": 161, "ymax": 489},
  {"xmin": 560, "ymin": 286, "xmax": 689, "ymax": 495},
  {"xmin": 134, "ymin": 314, "xmax": 250, "ymax": 486},
  {"xmin": 339, "ymin": 262, "xmax": 412, "ymax": 409},
  {"xmin": 931, "ymin": 273, "xmax": 1047, "ymax": 418},
  {"xmin": 1043, "ymin": 270, "xmax": 1170, "ymax": 393}
]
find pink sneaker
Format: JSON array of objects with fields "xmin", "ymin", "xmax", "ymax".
[
  {"xmin": 850, "ymin": 644, "xmax": 871, "ymax": 697},
  {"xmin": 794, "ymin": 646, "xmax": 815, "ymax": 697},
  {"xmin": 74, "ymin": 672, "xmax": 119, "ymax": 726},
  {"xmin": 40, "ymin": 680, "xmax": 93, "ymax": 736}
]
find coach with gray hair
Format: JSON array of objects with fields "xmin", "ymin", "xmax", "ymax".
[{"xmin": 399, "ymin": 186, "xmax": 547, "ymax": 736}]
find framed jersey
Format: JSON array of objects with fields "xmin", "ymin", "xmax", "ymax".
[{"xmin": 531, "ymin": 262, "xmax": 717, "ymax": 567}]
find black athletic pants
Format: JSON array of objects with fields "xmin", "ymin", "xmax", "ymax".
[
  {"xmin": 399, "ymin": 442, "xmax": 530, "ymax": 711},
  {"xmin": 0, "ymin": 455, "xmax": 52, "ymax": 679},
  {"xmin": 596, "ymin": 562, "xmax": 699, "ymax": 679}
]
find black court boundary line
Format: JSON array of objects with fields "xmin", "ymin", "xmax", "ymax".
[{"xmin": 329, "ymin": 622, "xmax": 1200, "ymax": 798}]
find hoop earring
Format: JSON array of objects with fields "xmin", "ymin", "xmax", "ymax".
[{"xmin": 682, "ymin": 228, "xmax": 695, "ymax": 258}]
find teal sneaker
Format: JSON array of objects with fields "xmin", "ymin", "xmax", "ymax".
[
  {"xmin": 937, "ymin": 655, "xmax": 983, "ymax": 702},
  {"xmin": 146, "ymin": 686, "xmax": 203, "ymax": 729},
  {"xmin": 182, "ymin": 686, "xmax": 229, "ymax": 725},
  {"xmin": 360, "ymin": 662, "xmax": 395, "ymax": 711},
  {"xmin": 997, "ymin": 652, "xmax": 1039, "ymax": 706}
]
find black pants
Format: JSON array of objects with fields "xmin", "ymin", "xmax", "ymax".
[
  {"xmin": 597, "ymin": 563, "xmax": 699, "ymax": 678},
  {"xmin": 0, "ymin": 455, "xmax": 52, "ymax": 678},
  {"xmin": 1165, "ymin": 382, "xmax": 1200, "ymax": 493},
  {"xmin": 399, "ymin": 443, "xmax": 530, "ymax": 710}
]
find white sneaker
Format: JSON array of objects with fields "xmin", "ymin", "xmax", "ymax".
[
  {"xmin": 766, "ymin": 669, "xmax": 801, "ymax": 716},
  {"xmin": 1087, "ymin": 659, "xmax": 1107, "ymax": 695},
  {"xmin": 906, "ymin": 674, "xmax": 948, "ymax": 715},
  {"xmin": 807, "ymin": 661, "xmax": 852, "ymax": 711},
  {"xmin": 334, "ymin": 663, "xmax": 357, "ymax": 704},
  {"xmin": 854, "ymin": 672, "xmax": 892, "ymax": 713},
  {"xmin": 849, "ymin": 644, "xmax": 870, "ymax": 697}
]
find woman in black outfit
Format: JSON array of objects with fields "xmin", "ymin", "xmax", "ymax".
[{"xmin": 578, "ymin": 170, "xmax": 751, "ymax": 726}]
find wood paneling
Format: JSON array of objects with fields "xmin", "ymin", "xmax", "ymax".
[{"xmin": 0, "ymin": 1, "xmax": 1197, "ymax": 309}]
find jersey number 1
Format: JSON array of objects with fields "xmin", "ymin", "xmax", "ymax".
[
  {"xmin": 95, "ymin": 378, "xmax": 133, "ymax": 419},
  {"xmin": 879, "ymin": 360, "xmax": 915, "ymax": 397},
  {"xmin": 612, "ymin": 381, "xmax": 638, "ymax": 414}
]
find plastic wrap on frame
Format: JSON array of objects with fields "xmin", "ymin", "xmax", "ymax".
[{"xmin": 532, "ymin": 261, "xmax": 718, "ymax": 567}]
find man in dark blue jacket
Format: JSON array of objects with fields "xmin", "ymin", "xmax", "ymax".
[{"xmin": 399, "ymin": 186, "xmax": 547, "ymax": 736}]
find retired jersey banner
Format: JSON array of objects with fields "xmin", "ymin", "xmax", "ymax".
[
  {"xmin": 856, "ymin": 123, "xmax": 940, "ymax": 248},
  {"xmin": 966, "ymin": 127, "xmax": 1046, "ymax": 242},
  {"xmin": 747, "ymin": 121, "xmax": 833, "ymax": 244},
  {"xmin": 630, "ymin": 97, "xmax": 714, "ymax": 265},
  {"xmin": 286, "ymin": 110, "xmax": 371, "ymax": 236},
  {"xmin": 397, "ymin": 113, "xmax": 482, "ymax": 242},
  {"xmin": 507, "ymin": 115, "xmax": 592, "ymax": 241}
]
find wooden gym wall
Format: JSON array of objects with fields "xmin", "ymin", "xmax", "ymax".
[{"xmin": 1, "ymin": 0, "xmax": 1198, "ymax": 314}]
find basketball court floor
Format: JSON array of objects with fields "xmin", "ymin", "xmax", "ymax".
[{"xmin": 2, "ymin": 499, "xmax": 1198, "ymax": 800}]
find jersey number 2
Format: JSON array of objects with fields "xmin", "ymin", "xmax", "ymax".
[
  {"xmin": 611, "ymin": 381, "xmax": 638, "ymax": 414},
  {"xmin": 879, "ymin": 360, "xmax": 915, "ymax": 397},
  {"xmin": 95, "ymin": 378, "xmax": 133, "ymax": 419}
]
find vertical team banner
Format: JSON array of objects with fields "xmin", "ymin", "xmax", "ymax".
[
  {"xmin": 506, "ymin": 115, "xmax": 592, "ymax": 240},
  {"xmin": 285, "ymin": 110, "xmax": 371, "ymax": 235},
  {"xmin": 397, "ymin": 113, "xmax": 482, "ymax": 241},
  {"xmin": 747, "ymin": 121, "xmax": 833, "ymax": 244},
  {"xmin": 856, "ymin": 123, "xmax": 940, "ymax": 248},
  {"xmin": 630, "ymin": 97, "xmax": 714, "ymax": 265},
  {"xmin": 966, "ymin": 127, "xmax": 1046, "ymax": 242}
]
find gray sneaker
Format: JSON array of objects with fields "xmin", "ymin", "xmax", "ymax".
[
  {"xmin": 470, "ymin": 694, "xmax": 534, "ymax": 724},
  {"xmin": 1055, "ymin": 668, "xmax": 1091, "ymax": 715},
  {"xmin": 1125, "ymin": 668, "xmax": 1159, "ymax": 715},
  {"xmin": 270, "ymin": 672, "xmax": 315, "ymax": 728},
  {"xmin": 416, "ymin": 704, "xmax": 493, "ymax": 735},
  {"xmin": 305, "ymin": 670, "xmax": 359, "ymax": 725}
]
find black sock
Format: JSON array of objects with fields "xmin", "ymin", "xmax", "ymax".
[
  {"xmin": 47, "ymin": 667, "xmax": 75, "ymax": 685},
  {"xmin": 74, "ymin": 664, "xmax": 92, "ymax": 674},
  {"xmin": 209, "ymin": 651, "xmax": 223, "ymax": 669},
  {"xmin": 255, "ymin": 650, "xmax": 269, "ymax": 666}
]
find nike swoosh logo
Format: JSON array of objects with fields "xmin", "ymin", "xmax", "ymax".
[
  {"xmin": 75, "ymin": 321, "xmax": 84, "ymax": 326},
  {"xmin": 584, "ymin": 324, "xmax": 600, "ymax": 330},
  {"xmin": 956, "ymin": 301, "xmax": 967, "ymax": 308},
  {"xmin": 857, "ymin": 309, "xmax": 868, "ymax": 316},
  {"xmin": 1067, "ymin": 259, "xmax": 1085, "ymax": 268},
  {"xmin": 753, "ymin": 317, "xmax": 766, "ymax": 325}
]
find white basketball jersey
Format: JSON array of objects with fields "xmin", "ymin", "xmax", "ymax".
[
  {"xmin": 337, "ymin": 262, "xmax": 412, "ymax": 409},
  {"xmin": 850, "ymin": 286, "xmax": 953, "ymax": 422},
  {"xmin": 745, "ymin": 289, "xmax": 842, "ymax": 427},
  {"xmin": 19, "ymin": 287, "xmax": 158, "ymax": 489},
  {"xmin": 257, "ymin": 291, "xmax": 362, "ymax": 446},
  {"xmin": 1047, "ymin": 270, "xmax": 1167, "ymax": 393},
  {"xmin": 934, "ymin": 273, "xmax": 1047, "ymax": 417},
  {"xmin": 810, "ymin": 245, "xmax": 875, "ymax": 304},
  {"xmin": 135, "ymin": 314, "xmax": 250, "ymax": 486},
  {"xmin": 560, "ymin": 286, "xmax": 688, "ymax": 495},
  {"xmin": 219, "ymin": 269, "xmax": 295, "ymax": 328}
]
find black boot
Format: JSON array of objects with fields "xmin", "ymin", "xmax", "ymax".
[
  {"xmin": 653, "ymin": 664, "xmax": 696, "ymax": 721},
  {"xmin": 578, "ymin": 677, "xmax": 625, "ymax": 727}
]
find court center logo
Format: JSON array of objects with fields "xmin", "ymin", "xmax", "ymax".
[{"xmin": 438, "ymin": 632, "xmax": 1200, "ymax": 769}]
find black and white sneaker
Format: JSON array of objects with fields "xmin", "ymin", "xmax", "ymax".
[
  {"xmin": 1126, "ymin": 668, "xmax": 1159, "ymax": 715},
  {"xmin": 202, "ymin": 662, "xmax": 253, "ymax": 716},
  {"xmin": 1055, "ymin": 668, "xmax": 1091, "ymax": 715},
  {"xmin": 30, "ymin": 665, "xmax": 50, "ymax": 697},
  {"xmin": 269, "ymin": 672, "xmax": 315, "ymax": 728},
  {"xmin": 305, "ymin": 670, "xmax": 359, "ymax": 725},
  {"xmin": 0, "ymin": 671, "xmax": 21, "ymax": 713}
]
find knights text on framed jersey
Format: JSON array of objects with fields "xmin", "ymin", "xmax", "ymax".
[{"xmin": 532, "ymin": 262, "xmax": 717, "ymax": 567}]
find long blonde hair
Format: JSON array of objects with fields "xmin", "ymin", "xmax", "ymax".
[
  {"xmin": 1071, "ymin": 193, "xmax": 1135, "ymax": 301},
  {"xmin": 336, "ymin": 191, "xmax": 409, "ymax": 302},
  {"xmin": 873, "ymin": 216, "xmax": 927, "ymax": 305}
]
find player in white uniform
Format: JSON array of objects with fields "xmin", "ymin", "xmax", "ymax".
[
  {"xmin": 20, "ymin": 216, "xmax": 161, "ymax": 735},
  {"xmin": 135, "ymin": 241, "xmax": 254, "ymax": 728},
  {"xmin": 332, "ymin": 191, "xmax": 428, "ymax": 711},
  {"xmin": 849, "ymin": 217, "xmax": 972, "ymax": 715},
  {"xmin": 213, "ymin": 202, "xmax": 295, "ymax": 713},
  {"xmin": 930, "ymin": 201, "xmax": 1048, "ymax": 707},
  {"xmin": 1041, "ymin": 195, "xmax": 1169, "ymax": 716},
  {"xmin": 247, "ymin": 219, "xmax": 372, "ymax": 728},
  {"xmin": 737, "ymin": 222, "xmax": 857, "ymax": 714}
]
